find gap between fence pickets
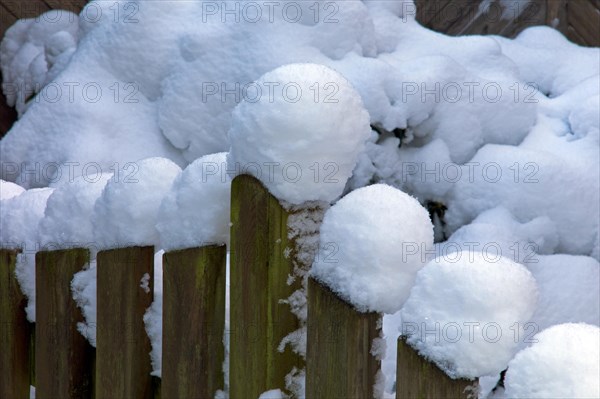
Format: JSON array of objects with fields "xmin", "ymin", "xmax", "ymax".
[{"xmin": 277, "ymin": 200, "xmax": 328, "ymax": 397}]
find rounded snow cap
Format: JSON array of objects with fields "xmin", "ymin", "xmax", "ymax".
[
  {"xmin": 311, "ymin": 184, "xmax": 434, "ymax": 314},
  {"xmin": 400, "ymin": 252, "xmax": 538, "ymax": 379},
  {"xmin": 157, "ymin": 152, "xmax": 232, "ymax": 251},
  {"xmin": 92, "ymin": 157, "xmax": 181, "ymax": 249},
  {"xmin": 227, "ymin": 63, "xmax": 371, "ymax": 205},
  {"xmin": 504, "ymin": 323, "xmax": 600, "ymax": 398}
]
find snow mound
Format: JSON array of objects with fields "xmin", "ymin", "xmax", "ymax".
[
  {"xmin": 92, "ymin": 157, "xmax": 181, "ymax": 249},
  {"xmin": 258, "ymin": 389, "xmax": 285, "ymax": 399},
  {"xmin": 157, "ymin": 152, "xmax": 231, "ymax": 251},
  {"xmin": 311, "ymin": 184, "xmax": 433, "ymax": 313},
  {"xmin": 227, "ymin": 63, "xmax": 371, "ymax": 205},
  {"xmin": 0, "ymin": 10, "xmax": 79, "ymax": 115},
  {"xmin": 0, "ymin": 179, "xmax": 25, "ymax": 200},
  {"xmin": 401, "ymin": 252, "xmax": 537, "ymax": 379},
  {"xmin": 504, "ymin": 323, "xmax": 600, "ymax": 398},
  {"xmin": 526, "ymin": 255, "xmax": 600, "ymax": 332},
  {"xmin": 38, "ymin": 173, "xmax": 113, "ymax": 248}
]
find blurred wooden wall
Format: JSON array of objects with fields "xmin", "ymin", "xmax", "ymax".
[
  {"xmin": 415, "ymin": 0, "xmax": 599, "ymax": 46},
  {"xmin": 0, "ymin": 0, "xmax": 598, "ymax": 138}
]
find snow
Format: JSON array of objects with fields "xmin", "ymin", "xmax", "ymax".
[
  {"xmin": 494, "ymin": 26, "xmax": 600, "ymax": 97},
  {"xmin": 0, "ymin": 187, "xmax": 54, "ymax": 321},
  {"xmin": 92, "ymin": 157, "xmax": 181, "ymax": 249},
  {"xmin": 157, "ymin": 152, "xmax": 231, "ymax": 251},
  {"xmin": 227, "ymin": 63, "xmax": 371, "ymax": 205},
  {"xmin": 504, "ymin": 323, "xmax": 600, "ymax": 398},
  {"xmin": 38, "ymin": 173, "xmax": 113, "ymax": 248},
  {"xmin": 400, "ymin": 252, "xmax": 538, "ymax": 379},
  {"xmin": 311, "ymin": 184, "xmax": 433, "ymax": 314},
  {"xmin": 526, "ymin": 255, "xmax": 600, "ymax": 332},
  {"xmin": 0, "ymin": 179, "xmax": 25, "ymax": 200},
  {"xmin": 71, "ymin": 261, "xmax": 97, "ymax": 346},
  {"xmin": 0, "ymin": 10, "xmax": 79, "ymax": 115},
  {"xmin": 144, "ymin": 250, "xmax": 164, "ymax": 377},
  {"xmin": 0, "ymin": 0, "xmax": 598, "ymax": 393},
  {"xmin": 258, "ymin": 389, "xmax": 285, "ymax": 399}
]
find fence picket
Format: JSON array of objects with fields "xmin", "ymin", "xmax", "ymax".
[
  {"xmin": 395, "ymin": 336, "xmax": 477, "ymax": 398},
  {"xmin": 0, "ymin": 249, "xmax": 30, "ymax": 399},
  {"xmin": 161, "ymin": 245, "xmax": 226, "ymax": 399},
  {"xmin": 96, "ymin": 246, "xmax": 154, "ymax": 399},
  {"xmin": 35, "ymin": 248, "xmax": 94, "ymax": 399},
  {"xmin": 305, "ymin": 277, "xmax": 381, "ymax": 398},
  {"xmin": 229, "ymin": 174, "xmax": 304, "ymax": 398}
]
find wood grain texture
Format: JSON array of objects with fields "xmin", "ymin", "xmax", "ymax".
[
  {"xmin": 35, "ymin": 248, "xmax": 94, "ymax": 399},
  {"xmin": 229, "ymin": 174, "xmax": 304, "ymax": 399},
  {"xmin": 567, "ymin": 0, "xmax": 600, "ymax": 46},
  {"xmin": 305, "ymin": 278, "xmax": 381, "ymax": 399},
  {"xmin": 161, "ymin": 245, "xmax": 226, "ymax": 399},
  {"xmin": 395, "ymin": 337, "xmax": 477, "ymax": 398},
  {"xmin": 0, "ymin": 249, "xmax": 30, "ymax": 399},
  {"xmin": 414, "ymin": 0, "xmax": 598, "ymax": 46},
  {"xmin": 96, "ymin": 246, "xmax": 154, "ymax": 399}
]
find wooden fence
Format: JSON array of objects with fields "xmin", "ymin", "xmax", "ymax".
[{"xmin": 0, "ymin": 174, "xmax": 477, "ymax": 398}]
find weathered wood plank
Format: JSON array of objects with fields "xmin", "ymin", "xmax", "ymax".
[
  {"xmin": 0, "ymin": 249, "xmax": 30, "ymax": 399},
  {"xmin": 229, "ymin": 174, "xmax": 304, "ymax": 399},
  {"xmin": 567, "ymin": 0, "xmax": 600, "ymax": 46},
  {"xmin": 546, "ymin": 0, "xmax": 567, "ymax": 31},
  {"xmin": 96, "ymin": 246, "xmax": 154, "ymax": 399},
  {"xmin": 161, "ymin": 245, "xmax": 226, "ymax": 399},
  {"xmin": 395, "ymin": 336, "xmax": 477, "ymax": 398},
  {"xmin": 305, "ymin": 278, "xmax": 381, "ymax": 399},
  {"xmin": 35, "ymin": 248, "xmax": 94, "ymax": 399},
  {"xmin": 0, "ymin": 1, "xmax": 51, "ymax": 20}
]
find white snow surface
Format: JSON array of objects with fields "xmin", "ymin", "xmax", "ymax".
[
  {"xmin": 526, "ymin": 255, "xmax": 600, "ymax": 333},
  {"xmin": 227, "ymin": 63, "xmax": 371, "ymax": 204},
  {"xmin": 504, "ymin": 323, "xmax": 600, "ymax": 398},
  {"xmin": 0, "ymin": 10, "xmax": 79, "ymax": 115},
  {"xmin": 92, "ymin": 157, "xmax": 181, "ymax": 249},
  {"xmin": 39, "ymin": 172, "xmax": 113, "ymax": 248},
  {"xmin": 258, "ymin": 389, "xmax": 285, "ymax": 399},
  {"xmin": 311, "ymin": 184, "xmax": 433, "ymax": 313},
  {"xmin": 0, "ymin": 0, "xmax": 598, "ymax": 392},
  {"xmin": 400, "ymin": 252, "xmax": 538, "ymax": 379},
  {"xmin": 0, "ymin": 179, "xmax": 25, "ymax": 200},
  {"xmin": 157, "ymin": 152, "xmax": 231, "ymax": 251}
]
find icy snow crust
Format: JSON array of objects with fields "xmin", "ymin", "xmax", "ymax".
[{"xmin": 0, "ymin": 0, "xmax": 598, "ymax": 396}]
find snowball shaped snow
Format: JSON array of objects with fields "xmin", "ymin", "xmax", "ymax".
[
  {"xmin": 38, "ymin": 173, "xmax": 113, "ymax": 248},
  {"xmin": 504, "ymin": 323, "xmax": 600, "ymax": 398},
  {"xmin": 92, "ymin": 157, "xmax": 181, "ymax": 249},
  {"xmin": 311, "ymin": 184, "xmax": 434, "ymax": 313},
  {"xmin": 227, "ymin": 63, "xmax": 371, "ymax": 205},
  {"xmin": 157, "ymin": 152, "xmax": 231, "ymax": 251},
  {"xmin": 400, "ymin": 252, "xmax": 538, "ymax": 379}
]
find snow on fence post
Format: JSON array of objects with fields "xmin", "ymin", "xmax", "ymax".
[
  {"xmin": 161, "ymin": 245, "xmax": 226, "ymax": 399},
  {"xmin": 395, "ymin": 337, "xmax": 474, "ymax": 398},
  {"xmin": 229, "ymin": 174, "xmax": 304, "ymax": 398},
  {"xmin": 96, "ymin": 246, "xmax": 154, "ymax": 399},
  {"xmin": 0, "ymin": 248, "xmax": 31, "ymax": 399},
  {"xmin": 35, "ymin": 248, "xmax": 94, "ymax": 398},
  {"xmin": 305, "ymin": 277, "xmax": 382, "ymax": 398}
]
